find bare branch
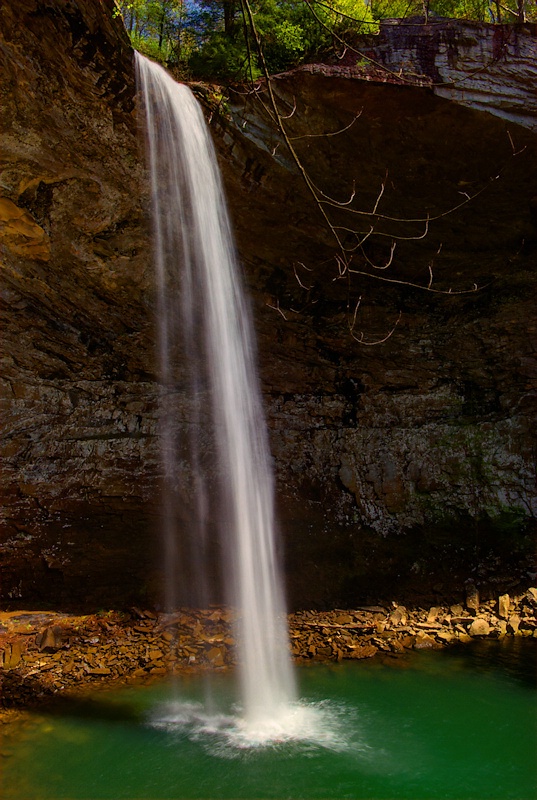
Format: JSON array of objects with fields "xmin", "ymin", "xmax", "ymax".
[
  {"xmin": 350, "ymin": 295, "xmax": 362, "ymax": 328},
  {"xmin": 266, "ymin": 300, "xmax": 288, "ymax": 320},
  {"xmin": 232, "ymin": 83, "xmax": 263, "ymax": 96},
  {"xmin": 293, "ymin": 263, "xmax": 313, "ymax": 290},
  {"xmin": 338, "ymin": 225, "xmax": 375, "ymax": 252},
  {"xmin": 334, "ymin": 218, "xmax": 430, "ymax": 243},
  {"xmin": 314, "ymin": 180, "xmax": 357, "ymax": 206},
  {"xmin": 372, "ymin": 171, "xmax": 388, "ymax": 215},
  {"xmin": 350, "ymin": 309, "xmax": 403, "ymax": 346},
  {"xmin": 319, "ymin": 178, "xmax": 498, "ymax": 224},
  {"xmin": 361, "ymin": 240, "xmax": 397, "ymax": 271},
  {"xmin": 234, "ymin": 0, "xmax": 509, "ymax": 345},
  {"xmin": 507, "ymin": 129, "xmax": 527, "ymax": 157},
  {"xmin": 333, "ymin": 253, "xmax": 349, "ymax": 278},
  {"xmin": 289, "ymin": 109, "xmax": 363, "ymax": 140},
  {"xmin": 280, "ymin": 96, "xmax": 297, "ymax": 120},
  {"xmin": 347, "ymin": 261, "xmax": 481, "ymax": 295}
]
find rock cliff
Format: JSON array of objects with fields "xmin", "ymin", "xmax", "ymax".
[
  {"xmin": 1, "ymin": 1, "xmax": 535, "ymax": 609},
  {"xmin": 339, "ymin": 17, "xmax": 537, "ymax": 131},
  {"xmin": 1, "ymin": 0, "xmax": 157, "ymax": 607},
  {"xmin": 216, "ymin": 63, "xmax": 536, "ymax": 605}
]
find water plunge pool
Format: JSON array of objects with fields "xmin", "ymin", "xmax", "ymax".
[{"xmin": 2, "ymin": 639, "xmax": 535, "ymax": 799}]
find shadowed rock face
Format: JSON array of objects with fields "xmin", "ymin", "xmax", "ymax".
[
  {"xmin": 214, "ymin": 68, "xmax": 537, "ymax": 605},
  {"xmin": 337, "ymin": 18, "xmax": 537, "ymax": 131},
  {"xmin": 1, "ymin": 2, "xmax": 535, "ymax": 609},
  {"xmin": 0, "ymin": 0, "xmax": 159, "ymax": 608}
]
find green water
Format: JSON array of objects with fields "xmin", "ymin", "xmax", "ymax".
[{"xmin": 2, "ymin": 640, "xmax": 536, "ymax": 800}]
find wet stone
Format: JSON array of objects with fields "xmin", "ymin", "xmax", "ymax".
[
  {"xmin": 526, "ymin": 588, "xmax": 537, "ymax": 605},
  {"xmin": 389, "ymin": 606, "xmax": 407, "ymax": 626},
  {"xmin": 206, "ymin": 647, "xmax": 226, "ymax": 667},
  {"xmin": 436, "ymin": 630, "xmax": 456, "ymax": 643},
  {"xmin": 498, "ymin": 594, "xmax": 510, "ymax": 619},
  {"xmin": 508, "ymin": 615, "xmax": 521, "ymax": 633},
  {"xmin": 468, "ymin": 618, "xmax": 491, "ymax": 637},
  {"xmin": 347, "ymin": 644, "xmax": 378, "ymax": 659},
  {"xmin": 2, "ymin": 594, "xmax": 536, "ymax": 714},
  {"xmin": 335, "ymin": 614, "xmax": 354, "ymax": 624},
  {"xmin": 414, "ymin": 633, "xmax": 437, "ymax": 649},
  {"xmin": 36, "ymin": 626, "xmax": 64, "ymax": 652},
  {"xmin": 465, "ymin": 581, "xmax": 480, "ymax": 613},
  {"xmin": 3, "ymin": 640, "xmax": 24, "ymax": 669},
  {"xmin": 457, "ymin": 632, "xmax": 472, "ymax": 643}
]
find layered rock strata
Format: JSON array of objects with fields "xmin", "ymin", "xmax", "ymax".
[
  {"xmin": 1, "ymin": 1, "xmax": 536, "ymax": 608},
  {"xmin": 216, "ymin": 67, "xmax": 537, "ymax": 605},
  {"xmin": 341, "ymin": 18, "xmax": 537, "ymax": 131}
]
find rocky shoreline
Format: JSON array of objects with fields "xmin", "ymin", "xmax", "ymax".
[{"xmin": 1, "ymin": 587, "xmax": 536, "ymax": 718}]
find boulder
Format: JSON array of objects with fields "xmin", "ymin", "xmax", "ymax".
[
  {"xmin": 36, "ymin": 625, "xmax": 64, "ymax": 652},
  {"xmin": 2, "ymin": 639, "xmax": 24, "ymax": 669},
  {"xmin": 497, "ymin": 594, "xmax": 510, "ymax": 619},
  {"xmin": 414, "ymin": 632, "xmax": 438, "ymax": 649},
  {"xmin": 465, "ymin": 581, "xmax": 480, "ymax": 614},
  {"xmin": 508, "ymin": 615, "xmax": 521, "ymax": 634},
  {"xmin": 346, "ymin": 644, "xmax": 378, "ymax": 659},
  {"xmin": 468, "ymin": 618, "xmax": 491, "ymax": 637},
  {"xmin": 435, "ymin": 630, "xmax": 456, "ymax": 644},
  {"xmin": 525, "ymin": 588, "xmax": 537, "ymax": 606},
  {"xmin": 389, "ymin": 606, "xmax": 408, "ymax": 626}
]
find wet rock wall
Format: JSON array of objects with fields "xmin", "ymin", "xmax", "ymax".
[{"xmin": 1, "ymin": 2, "xmax": 536, "ymax": 609}]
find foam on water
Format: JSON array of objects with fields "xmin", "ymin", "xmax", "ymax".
[{"xmin": 148, "ymin": 698, "xmax": 356, "ymax": 754}]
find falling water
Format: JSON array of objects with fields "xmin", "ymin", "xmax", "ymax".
[{"xmin": 135, "ymin": 53, "xmax": 297, "ymax": 729}]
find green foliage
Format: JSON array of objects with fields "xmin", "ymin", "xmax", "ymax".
[
  {"xmin": 116, "ymin": 0, "xmax": 535, "ymax": 81},
  {"xmin": 188, "ymin": 31, "xmax": 257, "ymax": 79},
  {"xmin": 130, "ymin": 31, "xmax": 168, "ymax": 61},
  {"xmin": 370, "ymin": 0, "xmax": 534, "ymax": 21},
  {"xmin": 261, "ymin": 19, "xmax": 306, "ymax": 73}
]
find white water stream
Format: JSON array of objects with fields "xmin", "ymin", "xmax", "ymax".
[{"xmin": 135, "ymin": 53, "xmax": 297, "ymax": 730}]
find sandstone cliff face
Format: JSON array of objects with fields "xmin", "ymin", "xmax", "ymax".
[
  {"xmin": 215, "ymin": 65, "xmax": 536, "ymax": 604},
  {"xmin": 1, "ymin": 2, "xmax": 535, "ymax": 608},
  {"xmin": 1, "ymin": 0, "xmax": 159, "ymax": 606},
  {"xmin": 346, "ymin": 18, "xmax": 537, "ymax": 131}
]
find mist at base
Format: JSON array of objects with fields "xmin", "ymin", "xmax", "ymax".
[{"xmin": 149, "ymin": 697, "xmax": 358, "ymax": 753}]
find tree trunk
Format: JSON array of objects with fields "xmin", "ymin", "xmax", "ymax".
[{"xmin": 223, "ymin": 0, "xmax": 237, "ymax": 37}]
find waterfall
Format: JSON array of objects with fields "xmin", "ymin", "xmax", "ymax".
[{"xmin": 135, "ymin": 53, "xmax": 297, "ymax": 726}]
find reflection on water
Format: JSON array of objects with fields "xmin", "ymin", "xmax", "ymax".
[
  {"xmin": 441, "ymin": 637, "xmax": 537, "ymax": 689},
  {"xmin": 1, "ymin": 640, "xmax": 536, "ymax": 800}
]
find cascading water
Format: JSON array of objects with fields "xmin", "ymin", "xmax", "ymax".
[{"xmin": 135, "ymin": 53, "xmax": 297, "ymax": 731}]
